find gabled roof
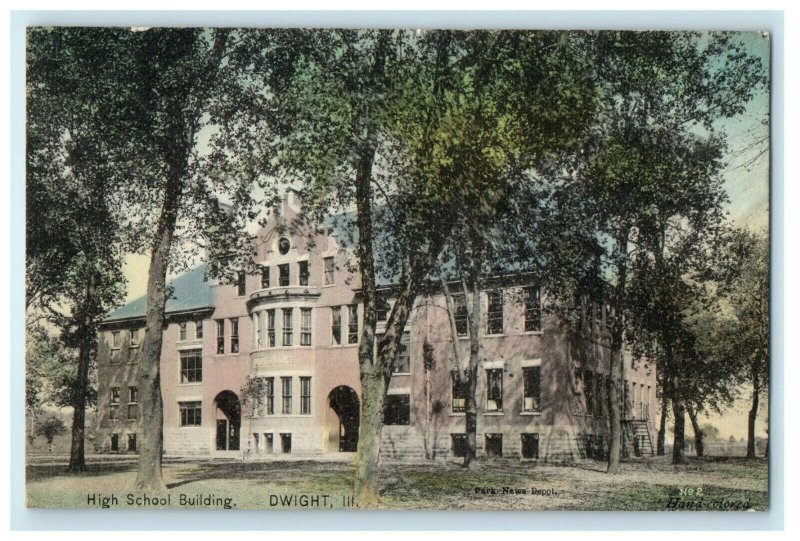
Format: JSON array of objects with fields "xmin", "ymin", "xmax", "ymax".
[{"xmin": 104, "ymin": 263, "xmax": 214, "ymax": 323}]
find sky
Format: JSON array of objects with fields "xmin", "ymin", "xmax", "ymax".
[{"xmin": 119, "ymin": 31, "xmax": 772, "ymax": 440}]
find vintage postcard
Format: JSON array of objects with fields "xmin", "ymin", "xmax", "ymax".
[{"xmin": 24, "ymin": 27, "xmax": 770, "ymax": 512}]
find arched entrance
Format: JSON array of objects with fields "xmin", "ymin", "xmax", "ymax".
[
  {"xmin": 214, "ymin": 391, "xmax": 241, "ymax": 451},
  {"xmin": 328, "ymin": 386, "xmax": 359, "ymax": 452}
]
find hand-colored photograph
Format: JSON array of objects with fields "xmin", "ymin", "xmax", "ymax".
[{"xmin": 24, "ymin": 27, "xmax": 770, "ymax": 511}]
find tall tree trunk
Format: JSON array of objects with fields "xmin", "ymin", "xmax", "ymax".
[
  {"xmin": 67, "ymin": 274, "xmax": 95, "ymax": 472},
  {"xmin": 671, "ymin": 378, "xmax": 686, "ymax": 464},
  {"xmin": 687, "ymin": 404, "xmax": 703, "ymax": 458},
  {"xmin": 135, "ymin": 164, "xmax": 183, "ymax": 492},
  {"xmin": 746, "ymin": 362, "xmax": 760, "ymax": 459},
  {"xmin": 657, "ymin": 393, "xmax": 668, "ymax": 456},
  {"xmin": 607, "ymin": 230, "xmax": 628, "ymax": 474},
  {"xmin": 463, "ymin": 270, "xmax": 482, "ymax": 467}
]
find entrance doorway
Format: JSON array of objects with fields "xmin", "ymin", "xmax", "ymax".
[
  {"xmin": 328, "ymin": 386, "xmax": 359, "ymax": 452},
  {"xmin": 214, "ymin": 390, "xmax": 241, "ymax": 451}
]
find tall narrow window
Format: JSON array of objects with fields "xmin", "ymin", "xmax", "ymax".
[
  {"xmin": 298, "ymin": 261, "xmax": 310, "ymax": 286},
  {"xmin": 331, "ymin": 306, "xmax": 342, "ymax": 345},
  {"xmin": 487, "ymin": 290, "xmax": 504, "ymax": 335},
  {"xmin": 279, "ymin": 264, "xmax": 290, "ymax": 287},
  {"xmin": 230, "ymin": 318, "xmax": 239, "ymax": 353},
  {"xmin": 392, "ymin": 332, "xmax": 410, "ymax": 373},
  {"xmin": 111, "ymin": 331, "xmax": 121, "ymax": 349},
  {"xmin": 264, "ymin": 377, "xmax": 275, "ymax": 415},
  {"xmin": 486, "ymin": 368, "xmax": 503, "ymax": 412},
  {"xmin": 179, "ymin": 322, "xmax": 187, "ymax": 341},
  {"xmin": 453, "ymin": 294, "xmax": 468, "ymax": 336},
  {"xmin": 256, "ymin": 311, "xmax": 264, "ymax": 348},
  {"xmin": 376, "ymin": 294, "xmax": 389, "ymax": 322},
  {"xmin": 281, "ymin": 377, "xmax": 292, "ymax": 414},
  {"xmin": 261, "ymin": 266, "xmax": 270, "ymax": 289},
  {"xmin": 523, "ymin": 366, "xmax": 541, "ymax": 412},
  {"xmin": 524, "ymin": 287, "xmax": 542, "ymax": 332},
  {"xmin": 216, "ymin": 320, "xmax": 225, "ymax": 354},
  {"xmin": 129, "ymin": 329, "xmax": 139, "ymax": 348},
  {"xmin": 195, "ymin": 320, "xmax": 203, "ymax": 339},
  {"xmin": 521, "ymin": 433, "xmax": 539, "ymax": 459},
  {"xmin": 236, "ymin": 270, "xmax": 246, "ymax": 296},
  {"xmin": 451, "ymin": 372, "xmax": 467, "ymax": 413},
  {"xmin": 347, "ymin": 304, "xmax": 359, "ymax": 344},
  {"xmin": 267, "ymin": 309, "xmax": 276, "ymax": 347},
  {"xmin": 110, "ymin": 387, "xmax": 120, "ymax": 420},
  {"xmin": 127, "ymin": 433, "xmax": 137, "ymax": 452},
  {"xmin": 180, "ymin": 350, "xmax": 203, "ymax": 383},
  {"xmin": 300, "ymin": 376, "xmax": 312, "ymax": 415},
  {"xmin": 300, "ymin": 308, "xmax": 312, "ymax": 346},
  {"xmin": 282, "ymin": 308, "xmax": 293, "ymax": 346},
  {"xmin": 128, "ymin": 386, "xmax": 138, "ymax": 420},
  {"xmin": 323, "ymin": 257, "xmax": 335, "ymax": 285}
]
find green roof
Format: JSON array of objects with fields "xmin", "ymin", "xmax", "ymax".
[{"xmin": 104, "ymin": 263, "xmax": 214, "ymax": 323}]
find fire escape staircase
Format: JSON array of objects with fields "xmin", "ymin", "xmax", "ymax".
[{"xmin": 622, "ymin": 408, "xmax": 655, "ymax": 457}]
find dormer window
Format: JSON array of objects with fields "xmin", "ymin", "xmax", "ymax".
[
  {"xmin": 278, "ymin": 237, "xmax": 291, "ymax": 255},
  {"xmin": 279, "ymin": 264, "xmax": 290, "ymax": 287}
]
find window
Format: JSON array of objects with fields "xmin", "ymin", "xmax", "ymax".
[
  {"xmin": 256, "ymin": 311, "xmax": 264, "ymax": 348},
  {"xmin": 180, "ymin": 350, "xmax": 203, "ymax": 383},
  {"xmin": 195, "ymin": 320, "xmax": 203, "ymax": 339},
  {"xmin": 331, "ymin": 306, "xmax": 342, "ymax": 345},
  {"xmin": 282, "ymin": 308, "xmax": 293, "ymax": 346},
  {"xmin": 347, "ymin": 304, "xmax": 359, "ymax": 344},
  {"xmin": 111, "ymin": 331, "xmax": 121, "ymax": 349},
  {"xmin": 393, "ymin": 332, "xmax": 410, "ymax": 373},
  {"xmin": 300, "ymin": 377, "xmax": 311, "ymax": 415},
  {"xmin": 230, "ymin": 318, "xmax": 239, "ymax": 353},
  {"xmin": 281, "ymin": 377, "xmax": 292, "ymax": 414},
  {"xmin": 376, "ymin": 294, "xmax": 389, "ymax": 322},
  {"xmin": 487, "ymin": 290, "xmax": 504, "ymax": 334},
  {"xmin": 128, "ymin": 387, "xmax": 138, "ymax": 420},
  {"xmin": 110, "ymin": 434, "xmax": 119, "ymax": 452},
  {"xmin": 279, "ymin": 264, "xmax": 290, "ymax": 287},
  {"xmin": 451, "ymin": 434, "xmax": 467, "ymax": 457},
  {"xmin": 127, "ymin": 433, "xmax": 137, "ymax": 452},
  {"xmin": 323, "ymin": 257, "xmax": 335, "ymax": 285},
  {"xmin": 300, "ymin": 308, "xmax": 312, "ymax": 346},
  {"xmin": 584, "ymin": 370, "xmax": 595, "ymax": 416},
  {"xmin": 267, "ymin": 309, "xmax": 276, "ymax": 347},
  {"xmin": 486, "ymin": 369, "xmax": 503, "ymax": 412},
  {"xmin": 453, "ymin": 294, "xmax": 468, "ymax": 336},
  {"xmin": 236, "ymin": 270, "xmax": 246, "ymax": 296},
  {"xmin": 110, "ymin": 387, "xmax": 120, "ymax": 420},
  {"xmin": 261, "ymin": 266, "xmax": 270, "ymax": 289},
  {"xmin": 264, "ymin": 432, "xmax": 274, "ymax": 453},
  {"xmin": 298, "ymin": 261, "xmax": 309, "ymax": 286},
  {"xmin": 179, "ymin": 401, "xmax": 202, "ymax": 426},
  {"xmin": 216, "ymin": 320, "xmax": 225, "ymax": 354},
  {"xmin": 129, "ymin": 329, "xmax": 140, "ymax": 348},
  {"xmin": 179, "ymin": 322, "xmax": 187, "ymax": 341},
  {"xmin": 451, "ymin": 372, "xmax": 467, "ymax": 413},
  {"xmin": 384, "ymin": 394, "xmax": 410, "ymax": 425},
  {"xmin": 524, "ymin": 287, "xmax": 542, "ymax": 332},
  {"xmin": 280, "ymin": 433, "xmax": 292, "ymax": 453},
  {"xmin": 523, "ymin": 366, "xmax": 541, "ymax": 412},
  {"xmin": 485, "ymin": 433, "xmax": 503, "ymax": 458},
  {"xmin": 521, "ymin": 433, "xmax": 539, "ymax": 459},
  {"xmin": 264, "ymin": 377, "xmax": 275, "ymax": 415}
]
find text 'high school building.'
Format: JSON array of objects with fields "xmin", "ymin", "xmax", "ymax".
[{"xmin": 96, "ymin": 193, "xmax": 657, "ymax": 462}]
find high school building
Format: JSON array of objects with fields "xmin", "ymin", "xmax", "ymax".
[{"xmin": 96, "ymin": 193, "xmax": 656, "ymax": 461}]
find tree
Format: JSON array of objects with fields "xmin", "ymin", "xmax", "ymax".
[
  {"xmin": 564, "ymin": 31, "xmax": 767, "ymax": 471},
  {"xmin": 36, "ymin": 416, "xmax": 68, "ymax": 451},
  {"xmin": 27, "ymin": 28, "xmax": 133, "ymax": 471}
]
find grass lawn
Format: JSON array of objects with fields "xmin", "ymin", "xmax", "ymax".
[{"xmin": 26, "ymin": 455, "xmax": 768, "ymax": 511}]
